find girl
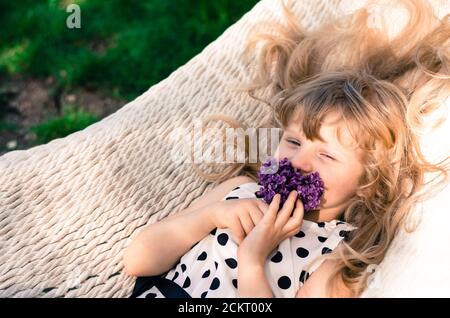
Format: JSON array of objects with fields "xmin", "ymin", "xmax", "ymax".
[{"xmin": 124, "ymin": 0, "xmax": 449, "ymax": 297}]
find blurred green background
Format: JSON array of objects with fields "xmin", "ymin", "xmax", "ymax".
[{"xmin": 0, "ymin": 0, "xmax": 259, "ymax": 155}]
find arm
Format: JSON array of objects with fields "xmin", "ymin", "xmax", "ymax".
[
  {"xmin": 123, "ymin": 204, "xmax": 216, "ymax": 277},
  {"xmin": 123, "ymin": 176, "xmax": 254, "ymax": 277},
  {"xmin": 237, "ymin": 192, "xmax": 303, "ymax": 298},
  {"xmin": 296, "ymin": 259, "xmax": 356, "ymax": 298},
  {"xmin": 237, "ymin": 258, "xmax": 274, "ymax": 297}
]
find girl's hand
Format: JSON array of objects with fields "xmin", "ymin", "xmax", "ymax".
[
  {"xmin": 210, "ymin": 198, "xmax": 270, "ymax": 244},
  {"xmin": 237, "ymin": 191, "xmax": 304, "ymax": 265}
]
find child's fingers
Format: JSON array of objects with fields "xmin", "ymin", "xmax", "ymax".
[
  {"xmin": 239, "ymin": 212, "xmax": 255, "ymax": 235},
  {"xmin": 265, "ymin": 193, "xmax": 280, "ymax": 222},
  {"xmin": 230, "ymin": 220, "xmax": 246, "ymax": 244},
  {"xmin": 275, "ymin": 191, "xmax": 297, "ymax": 228},
  {"xmin": 282, "ymin": 226, "xmax": 303, "ymax": 240},
  {"xmin": 284, "ymin": 198, "xmax": 304, "ymax": 230},
  {"xmin": 255, "ymin": 199, "xmax": 270, "ymax": 215},
  {"xmin": 249, "ymin": 207, "xmax": 264, "ymax": 226}
]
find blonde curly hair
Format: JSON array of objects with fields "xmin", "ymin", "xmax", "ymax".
[{"xmin": 192, "ymin": 0, "xmax": 450, "ymax": 296}]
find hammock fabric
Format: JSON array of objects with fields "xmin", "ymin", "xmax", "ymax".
[{"xmin": 1, "ymin": 0, "xmax": 449, "ymax": 297}]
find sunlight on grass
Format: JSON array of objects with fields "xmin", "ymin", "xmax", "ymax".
[
  {"xmin": 0, "ymin": 40, "xmax": 31, "ymax": 74},
  {"xmin": 0, "ymin": 0, "xmax": 260, "ymax": 100},
  {"xmin": 0, "ymin": 0, "xmax": 259, "ymax": 151}
]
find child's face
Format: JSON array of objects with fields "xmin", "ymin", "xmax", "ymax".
[{"xmin": 274, "ymin": 112, "xmax": 365, "ymax": 221}]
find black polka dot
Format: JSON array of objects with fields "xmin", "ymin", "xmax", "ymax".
[
  {"xmin": 145, "ymin": 292, "xmax": 157, "ymax": 298},
  {"xmin": 201, "ymin": 291, "xmax": 208, "ymax": 298},
  {"xmin": 255, "ymin": 191, "xmax": 264, "ymax": 198},
  {"xmin": 182, "ymin": 276, "xmax": 191, "ymax": 288},
  {"xmin": 217, "ymin": 233, "xmax": 229, "ymax": 246},
  {"xmin": 172, "ymin": 271, "xmax": 179, "ymax": 281},
  {"xmin": 299, "ymin": 270, "xmax": 310, "ymax": 284},
  {"xmin": 296, "ymin": 247, "xmax": 309, "ymax": 258},
  {"xmin": 232, "ymin": 279, "xmax": 238, "ymax": 289},
  {"xmin": 232, "ymin": 187, "xmax": 240, "ymax": 191},
  {"xmin": 318, "ymin": 236, "xmax": 327, "ymax": 243},
  {"xmin": 277, "ymin": 276, "xmax": 291, "ymax": 289},
  {"xmin": 317, "ymin": 222, "xmax": 326, "ymax": 228},
  {"xmin": 225, "ymin": 258, "xmax": 238, "ymax": 269},
  {"xmin": 322, "ymin": 247, "xmax": 332, "ymax": 255},
  {"xmin": 225, "ymin": 196, "xmax": 239, "ymax": 200},
  {"xmin": 210, "ymin": 278, "xmax": 220, "ymax": 290},
  {"xmin": 214, "ymin": 261, "xmax": 218, "ymax": 269},
  {"xmin": 270, "ymin": 251, "xmax": 283, "ymax": 263},
  {"xmin": 339, "ymin": 230, "xmax": 350, "ymax": 238},
  {"xmin": 197, "ymin": 251, "xmax": 207, "ymax": 261},
  {"xmin": 295, "ymin": 230, "xmax": 305, "ymax": 238},
  {"xmin": 202, "ymin": 269, "xmax": 211, "ymax": 278},
  {"xmin": 210, "ymin": 228, "xmax": 217, "ymax": 236},
  {"xmin": 181, "ymin": 264, "xmax": 186, "ymax": 272}
]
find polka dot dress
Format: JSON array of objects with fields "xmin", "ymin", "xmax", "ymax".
[{"xmin": 137, "ymin": 182, "xmax": 357, "ymax": 298}]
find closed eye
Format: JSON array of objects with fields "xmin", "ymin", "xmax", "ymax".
[
  {"xmin": 287, "ymin": 139, "xmax": 301, "ymax": 146},
  {"xmin": 286, "ymin": 138, "xmax": 336, "ymax": 161},
  {"xmin": 322, "ymin": 154, "xmax": 335, "ymax": 161}
]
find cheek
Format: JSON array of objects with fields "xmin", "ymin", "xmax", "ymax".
[
  {"xmin": 322, "ymin": 177, "xmax": 341, "ymax": 201},
  {"xmin": 275, "ymin": 144, "xmax": 362, "ymax": 200},
  {"xmin": 322, "ymin": 167, "xmax": 361, "ymax": 201},
  {"xmin": 319, "ymin": 171, "xmax": 334, "ymax": 194},
  {"xmin": 274, "ymin": 144, "xmax": 294, "ymax": 160}
]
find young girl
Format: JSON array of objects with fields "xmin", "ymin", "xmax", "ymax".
[{"xmin": 124, "ymin": 0, "xmax": 449, "ymax": 297}]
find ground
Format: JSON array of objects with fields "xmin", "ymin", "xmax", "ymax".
[{"xmin": 0, "ymin": 75, "xmax": 126, "ymax": 156}]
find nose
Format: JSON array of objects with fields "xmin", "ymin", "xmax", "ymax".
[{"xmin": 290, "ymin": 147, "xmax": 314, "ymax": 174}]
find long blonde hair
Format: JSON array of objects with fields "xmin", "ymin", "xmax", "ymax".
[{"xmin": 192, "ymin": 0, "xmax": 450, "ymax": 296}]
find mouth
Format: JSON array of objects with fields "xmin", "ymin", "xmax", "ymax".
[{"xmin": 257, "ymin": 156, "xmax": 325, "ymax": 212}]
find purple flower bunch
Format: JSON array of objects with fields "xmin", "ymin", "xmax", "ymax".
[{"xmin": 256, "ymin": 157, "xmax": 325, "ymax": 212}]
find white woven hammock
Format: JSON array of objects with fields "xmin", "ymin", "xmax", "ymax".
[{"xmin": 1, "ymin": 0, "xmax": 449, "ymax": 298}]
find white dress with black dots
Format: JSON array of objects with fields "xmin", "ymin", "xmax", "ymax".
[{"xmin": 137, "ymin": 182, "xmax": 357, "ymax": 298}]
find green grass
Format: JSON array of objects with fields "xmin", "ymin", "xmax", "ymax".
[
  {"xmin": 29, "ymin": 105, "xmax": 99, "ymax": 145},
  {"xmin": 0, "ymin": 0, "xmax": 259, "ymax": 100},
  {"xmin": 0, "ymin": 120, "xmax": 19, "ymax": 133}
]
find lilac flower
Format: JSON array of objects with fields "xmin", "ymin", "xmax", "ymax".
[{"xmin": 256, "ymin": 157, "xmax": 325, "ymax": 212}]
